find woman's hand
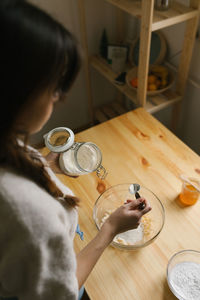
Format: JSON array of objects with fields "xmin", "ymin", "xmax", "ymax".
[
  {"xmin": 45, "ymin": 152, "xmax": 79, "ymax": 177},
  {"xmin": 102, "ymin": 198, "xmax": 151, "ymax": 239},
  {"xmin": 77, "ymin": 197, "xmax": 151, "ymax": 288},
  {"xmin": 45, "ymin": 152, "xmax": 63, "ymax": 174}
]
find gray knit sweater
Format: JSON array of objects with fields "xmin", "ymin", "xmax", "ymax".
[{"xmin": 0, "ymin": 165, "xmax": 78, "ymax": 300}]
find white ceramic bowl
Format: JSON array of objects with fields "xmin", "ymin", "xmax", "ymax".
[
  {"xmin": 93, "ymin": 183, "xmax": 165, "ymax": 250},
  {"xmin": 167, "ymin": 250, "xmax": 200, "ymax": 300}
]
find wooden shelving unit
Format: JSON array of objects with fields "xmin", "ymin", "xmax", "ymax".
[
  {"xmin": 78, "ymin": 0, "xmax": 200, "ymax": 126},
  {"xmin": 90, "ymin": 55, "xmax": 182, "ymax": 114},
  {"xmin": 105, "ymin": 0, "xmax": 199, "ymax": 31}
]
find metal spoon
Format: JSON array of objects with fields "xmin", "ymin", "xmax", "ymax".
[
  {"xmin": 129, "ymin": 183, "xmax": 146, "ymax": 210},
  {"xmin": 129, "ymin": 183, "xmax": 140, "ymax": 195}
]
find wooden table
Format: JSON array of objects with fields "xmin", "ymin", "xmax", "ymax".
[{"xmin": 42, "ymin": 108, "xmax": 200, "ymax": 300}]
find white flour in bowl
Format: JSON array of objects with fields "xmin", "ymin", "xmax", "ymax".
[
  {"xmin": 169, "ymin": 261, "xmax": 200, "ymax": 300},
  {"xmin": 100, "ymin": 211, "xmax": 145, "ymax": 245},
  {"xmin": 114, "ymin": 225, "xmax": 143, "ymax": 245}
]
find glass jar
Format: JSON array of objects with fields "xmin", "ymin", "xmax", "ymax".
[
  {"xmin": 44, "ymin": 127, "xmax": 107, "ymax": 179},
  {"xmin": 155, "ymin": 0, "xmax": 170, "ymax": 11},
  {"xmin": 179, "ymin": 177, "xmax": 200, "ymax": 206}
]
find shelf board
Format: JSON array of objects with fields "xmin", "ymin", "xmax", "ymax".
[
  {"xmin": 90, "ymin": 55, "xmax": 138, "ymax": 106},
  {"xmin": 95, "ymin": 100, "xmax": 128, "ymax": 124},
  {"xmin": 146, "ymin": 90, "xmax": 181, "ymax": 114},
  {"xmin": 105, "ymin": 0, "xmax": 199, "ymax": 31},
  {"xmin": 90, "ymin": 55, "xmax": 182, "ymax": 114}
]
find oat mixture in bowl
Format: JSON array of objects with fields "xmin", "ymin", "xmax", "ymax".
[{"xmin": 93, "ymin": 183, "xmax": 165, "ymax": 250}]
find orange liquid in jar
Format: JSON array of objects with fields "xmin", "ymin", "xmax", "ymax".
[{"xmin": 179, "ymin": 184, "xmax": 199, "ymax": 206}]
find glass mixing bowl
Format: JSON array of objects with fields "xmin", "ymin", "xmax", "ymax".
[
  {"xmin": 93, "ymin": 183, "xmax": 165, "ymax": 250},
  {"xmin": 167, "ymin": 250, "xmax": 200, "ymax": 300}
]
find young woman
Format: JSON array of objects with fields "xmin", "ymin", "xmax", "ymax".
[{"xmin": 0, "ymin": 1, "xmax": 151, "ymax": 299}]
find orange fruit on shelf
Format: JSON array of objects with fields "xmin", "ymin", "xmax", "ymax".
[
  {"xmin": 161, "ymin": 79, "xmax": 168, "ymax": 88},
  {"xmin": 130, "ymin": 77, "xmax": 138, "ymax": 88},
  {"xmin": 148, "ymin": 75, "xmax": 157, "ymax": 84},
  {"xmin": 148, "ymin": 83, "xmax": 157, "ymax": 91}
]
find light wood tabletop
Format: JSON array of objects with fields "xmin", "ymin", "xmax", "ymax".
[{"xmin": 41, "ymin": 107, "xmax": 200, "ymax": 300}]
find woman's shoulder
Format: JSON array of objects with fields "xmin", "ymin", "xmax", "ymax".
[
  {"xmin": 0, "ymin": 167, "xmax": 79, "ymax": 299},
  {"xmin": 0, "ymin": 167, "xmax": 78, "ymax": 237},
  {"xmin": 0, "ymin": 166, "xmax": 58, "ymax": 207}
]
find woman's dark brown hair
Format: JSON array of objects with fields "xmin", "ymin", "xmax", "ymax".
[{"xmin": 0, "ymin": 0, "xmax": 80, "ymax": 206}]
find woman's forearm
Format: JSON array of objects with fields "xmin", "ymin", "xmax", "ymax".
[
  {"xmin": 76, "ymin": 199, "xmax": 151, "ymax": 288},
  {"xmin": 76, "ymin": 223, "xmax": 114, "ymax": 288}
]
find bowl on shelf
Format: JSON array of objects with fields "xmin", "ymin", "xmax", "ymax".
[
  {"xmin": 167, "ymin": 250, "xmax": 200, "ymax": 300},
  {"xmin": 93, "ymin": 183, "xmax": 165, "ymax": 250},
  {"xmin": 126, "ymin": 65, "xmax": 175, "ymax": 96}
]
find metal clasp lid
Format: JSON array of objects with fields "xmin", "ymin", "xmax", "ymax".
[
  {"xmin": 43, "ymin": 127, "xmax": 75, "ymax": 153},
  {"xmin": 96, "ymin": 165, "xmax": 108, "ymax": 180}
]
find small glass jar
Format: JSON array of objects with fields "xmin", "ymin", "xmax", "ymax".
[
  {"xmin": 44, "ymin": 127, "xmax": 107, "ymax": 179},
  {"xmin": 179, "ymin": 177, "xmax": 200, "ymax": 206},
  {"xmin": 155, "ymin": 0, "xmax": 170, "ymax": 11}
]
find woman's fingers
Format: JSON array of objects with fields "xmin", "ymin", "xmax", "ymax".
[
  {"xmin": 44, "ymin": 152, "xmax": 63, "ymax": 174},
  {"xmin": 124, "ymin": 199, "xmax": 132, "ymax": 204},
  {"xmin": 140, "ymin": 203, "xmax": 152, "ymax": 215},
  {"xmin": 45, "ymin": 151, "xmax": 60, "ymax": 162},
  {"xmin": 125, "ymin": 198, "xmax": 145, "ymax": 209},
  {"xmin": 141, "ymin": 198, "xmax": 152, "ymax": 213},
  {"xmin": 125, "ymin": 198, "xmax": 152, "ymax": 215}
]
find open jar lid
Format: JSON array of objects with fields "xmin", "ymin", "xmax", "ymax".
[{"xmin": 43, "ymin": 127, "xmax": 75, "ymax": 153}]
